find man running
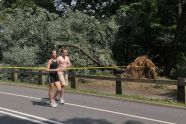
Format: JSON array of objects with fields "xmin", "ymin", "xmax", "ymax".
[{"xmin": 57, "ymin": 49, "xmax": 71, "ymax": 104}]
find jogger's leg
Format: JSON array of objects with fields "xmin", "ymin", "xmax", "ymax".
[
  {"xmin": 49, "ymin": 83, "xmax": 55, "ymax": 103},
  {"xmin": 52, "ymin": 81, "xmax": 61, "ymax": 100}
]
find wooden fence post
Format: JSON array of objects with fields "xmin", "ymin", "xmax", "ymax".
[
  {"xmin": 116, "ymin": 74, "xmax": 122, "ymax": 95},
  {"xmin": 70, "ymin": 71, "xmax": 77, "ymax": 89},
  {"xmin": 13, "ymin": 69, "xmax": 18, "ymax": 82},
  {"xmin": 177, "ymin": 77, "xmax": 186, "ymax": 103},
  {"xmin": 38, "ymin": 70, "xmax": 45, "ymax": 85}
]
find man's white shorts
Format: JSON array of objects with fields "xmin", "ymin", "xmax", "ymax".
[{"xmin": 58, "ymin": 71, "xmax": 68, "ymax": 86}]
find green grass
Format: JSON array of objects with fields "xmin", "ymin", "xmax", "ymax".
[
  {"xmin": 71, "ymin": 89, "xmax": 186, "ymax": 108},
  {"xmin": 0, "ymin": 80, "xmax": 186, "ymax": 108}
]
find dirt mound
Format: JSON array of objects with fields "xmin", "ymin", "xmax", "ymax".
[{"xmin": 126, "ymin": 55, "xmax": 158, "ymax": 79}]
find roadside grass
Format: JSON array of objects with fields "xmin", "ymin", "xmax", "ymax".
[
  {"xmin": 69, "ymin": 88, "xmax": 186, "ymax": 108},
  {"xmin": 0, "ymin": 80, "xmax": 186, "ymax": 109}
]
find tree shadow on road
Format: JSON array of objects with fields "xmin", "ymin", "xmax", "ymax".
[
  {"xmin": 0, "ymin": 115, "xmax": 38, "ymax": 124},
  {"xmin": 0, "ymin": 116, "xmax": 113, "ymax": 124},
  {"xmin": 124, "ymin": 120, "xmax": 144, "ymax": 124},
  {"xmin": 62, "ymin": 117, "xmax": 113, "ymax": 124},
  {"xmin": 0, "ymin": 115, "xmax": 144, "ymax": 124}
]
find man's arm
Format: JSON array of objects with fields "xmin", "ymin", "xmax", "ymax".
[
  {"xmin": 56, "ymin": 56, "xmax": 60, "ymax": 65},
  {"xmin": 67, "ymin": 57, "xmax": 72, "ymax": 67}
]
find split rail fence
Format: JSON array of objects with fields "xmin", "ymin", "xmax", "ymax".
[{"xmin": 0, "ymin": 69, "xmax": 185, "ymax": 103}]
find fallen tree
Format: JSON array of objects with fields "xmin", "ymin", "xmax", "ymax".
[{"xmin": 126, "ymin": 55, "xmax": 158, "ymax": 79}]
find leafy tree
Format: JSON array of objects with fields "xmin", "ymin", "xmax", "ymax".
[
  {"xmin": 157, "ymin": 0, "xmax": 177, "ymax": 26},
  {"xmin": 112, "ymin": 0, "xmax": 186, "ymax": 79},
  {"xmin": 52, "ymin": 0, "xmax": 124, "ymax": 18},
  {"xmin": 0, "ymin": 5, "xmax": 118, "ymax": 67},
  {"xmin": 34, "ymin": 0, "xmax": 57, "ymax": 13},
  {"xmin": 47, "ymin": 8, "xmax": 118, "ymax": 66},
  {"xmin": 0, "ymin": 0, "xmax": 35, "ymax": 9},
  {"xmin": 113, "ymin": 0, "xmax": 156, "ymax": 65},
  {"xmin": 2, "ymin": 46, "xmax": 39, "ymax": 66},
  {"xmin": 0, "ymin": 0, "xmax": 4, "ymax": 10},
  {"xmin": 168, "ymin": 0, "xmax": 186, "ymax": 77},
  {"xmin": 0, "ymin": 6, "xmax": 58, "ymax": 65},
  {"xmin": 1, "ymin": 0, "xmax": 185, "ymax": 79},
  {"xmin": 152, "ymin": 0, "xmax": 185, "ymax": 77}
]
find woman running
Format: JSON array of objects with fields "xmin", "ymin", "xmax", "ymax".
[{"xmin": 47, "ymin": 50, "xmax": 62, "ymax": 107}]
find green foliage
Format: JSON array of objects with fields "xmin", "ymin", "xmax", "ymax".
[
  {"xmin": 0, "ymin": 0, "xmax": 185, "ymax": 79},
  {"xmin": 62, "ymin": 0, "xmax": 121, "ymax": 18},
  {"xmin": 157, "ymin": 0, "xmax": 177, "ymax": 25},
  {"xmin": 0, "ymin": 0, "xmax": 35, "ymax": 9},
  {"xmin": 47, "ymin": 8, "xmax": 118, "ymax": 66},
  {"xmin": 0, "ymin": 7, "xmax": 58, "ymax": 65},
  {"xmin": 0, "ymin": 5, "xmax": 50, "ymax": 80},
  {"xmin": 0, "ymin": 6, "xmax": 118, "ymax": 66},
  {"xmin": 113, "ymin": 0, "xmax": 156, "ymax": 65},
  {"xmin": 171, "ymin": 53, "xmax": 186, "ymax": 78},
  {"xmin": 34, "ymin": 0, "xmax": 56, "ymax": 13},
  {"xmin": 2, "ymin": 46, "xmax": 39, "ymax": 66},
  {"xmin": 0, "ymin": 0, "xmax": 4, "ymax": 10},
  {"xmin": 112, "ymin": 0, "xmax": 184, "ymax": 79}
]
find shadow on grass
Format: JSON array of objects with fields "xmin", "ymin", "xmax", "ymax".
[{"xmin": 158, "ymin": 89, "xmax": 177, "ymax": 100}]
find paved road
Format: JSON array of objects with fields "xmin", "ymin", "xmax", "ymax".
[{"xmin": 0, "ymin": 84, "xmax": 185, "ymax": 124}]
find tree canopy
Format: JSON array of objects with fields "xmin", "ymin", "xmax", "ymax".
[{"xmin": 0, "ymin": 0, "xmax": 185, "ymax": 79}]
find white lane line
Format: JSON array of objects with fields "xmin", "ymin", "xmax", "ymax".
[
  {"xmin": 0, "ymin": 110, "xmax": 47, "ymax": 124},
  {"xmin": 0, "ymin": 91, "xmax": 41, "ymax": 100},
  {"xmin": 66, "ymin": 103, "xmax": 176, "ymax": 124},
  {"xmin": 0, "ymin": 91, "xmax": 176, "ymax": 124},
  {"xmin": 0, "ymin": 107, "xmax": 64, "ymax": 124}
]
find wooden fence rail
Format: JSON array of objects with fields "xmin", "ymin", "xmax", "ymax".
[{"xmin": 0, "ymin": 69, "xmax": 185, "ymax": 103}]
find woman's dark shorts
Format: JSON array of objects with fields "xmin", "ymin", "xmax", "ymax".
[{"xmin": 48, "ymin": 73, "xmax": 59, "ymax": 83}]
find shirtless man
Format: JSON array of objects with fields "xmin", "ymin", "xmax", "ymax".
[{"xmin": 57, "ymin": 49, "xmax": 71, "ymax": 104}]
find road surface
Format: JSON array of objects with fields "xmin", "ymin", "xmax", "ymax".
[{"xmin": 0, "ymin": 84, "xmax": 185, "ymax": 124}]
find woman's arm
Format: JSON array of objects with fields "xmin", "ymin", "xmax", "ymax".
[{"xmin": 46, "ymin": 59, "xmax": 51, "ymax": 71}]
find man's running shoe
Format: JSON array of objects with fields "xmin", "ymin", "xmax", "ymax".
[
  {"xmin": 59, "ymin": 98, "xmax": 65, "ymax": 104},
  {"xmin": 51, "ymin": 101, "xmax": 57, "ymax": 108}
]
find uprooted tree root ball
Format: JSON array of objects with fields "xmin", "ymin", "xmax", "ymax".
[{"xmin": 126, "ymin": 55, "xmax": 158, "ymax": 79}]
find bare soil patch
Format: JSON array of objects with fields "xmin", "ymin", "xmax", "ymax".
[{"xmin": 76, "ymin": 79, "xmax": 177, "ymax": 100}]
